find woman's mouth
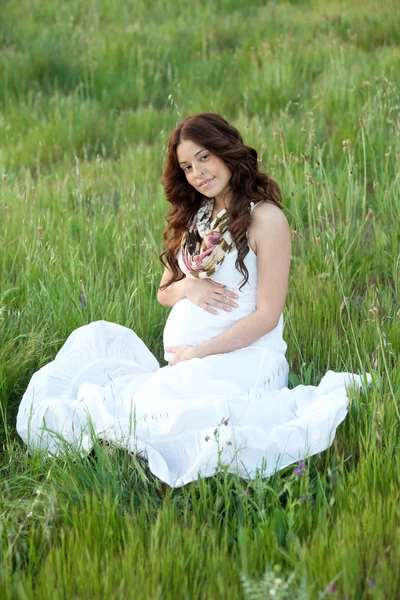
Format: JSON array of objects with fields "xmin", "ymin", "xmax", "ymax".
[{"xmin": 198, "ymin": 177, "xmax": 215, "ymax": 188}]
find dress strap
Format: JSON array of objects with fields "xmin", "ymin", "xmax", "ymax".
[
  {"xmin": 246, "ymin": 201, "xmax": 264, "ymax": 242},
  {"xmin": 249, "ymin": 201, "xmax": 264, "ymax": 214}
]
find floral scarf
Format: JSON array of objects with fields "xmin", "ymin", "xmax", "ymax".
[{"xmin": 180, "ymin": 197, "xmax": 234, "ymax": 278}]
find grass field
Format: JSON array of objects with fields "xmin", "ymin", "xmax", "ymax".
[{"xmin": 1, "ymin": 0, "xmax": 399, "ymax": 597}]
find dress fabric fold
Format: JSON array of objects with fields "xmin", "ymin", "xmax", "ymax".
[{"xmin": 17, "ymin": 244, "xmax": 370, "ymax": 487}]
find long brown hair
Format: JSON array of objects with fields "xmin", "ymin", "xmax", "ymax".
[{"xmin": 159, "ymin": 112, "xmax": 282, "ymax": 291}]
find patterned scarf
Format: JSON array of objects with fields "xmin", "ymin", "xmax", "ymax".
[{"xmin": 181, "ymin": 197, "xmax": 234, "ymax": 278}]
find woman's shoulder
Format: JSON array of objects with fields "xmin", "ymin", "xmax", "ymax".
[
  {"xmin": 249, "ymin": 201, "xmax": 289, "ymax": 229},
  {"xmin": 246, "ymin": 202, "xmax": 289, "ymax": 257}
]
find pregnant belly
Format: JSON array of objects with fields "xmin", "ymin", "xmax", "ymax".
[{"xmin": 162, "ymin": 298, "xmax": 255, "ymax": 362}]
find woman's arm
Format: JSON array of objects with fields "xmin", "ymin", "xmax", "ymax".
[
  {"xmin": 157, "ymin": 262, "xmax": 189, "ymax": 307},
  {"xmin": 192, "ymin": 203, "xmax": 291, "ymax": 359}
]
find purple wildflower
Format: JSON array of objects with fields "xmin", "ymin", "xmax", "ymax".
[
  {"xmin": 245, "ymin": 490, "xmax": 251, "ymax": 496},
  {"xmin": 298, "ymin": 495, "xmax": 316, "ymax": 504},
  {"xmin": 327, "ymin": 584, "xmax": 336, "ymax": 594},
  {"xmin": 293, "ymin": 460, "xmax": 306, "ymax": 477},
  {"xmin": 80, "ymin": 293, "xmax": 86, "ymax": 307},
  {"xmin": 368, "ymin": 579, "xmax": 375, "ymax": 587}
]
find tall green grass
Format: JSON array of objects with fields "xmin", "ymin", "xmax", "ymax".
[{"xmin": 1, "ymin": 0, "xmax": 399, "ymax": 597}]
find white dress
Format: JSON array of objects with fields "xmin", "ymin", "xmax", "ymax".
[{"xmin": 16, "ymin": 203, "xmax": 370, "ymax": 487}]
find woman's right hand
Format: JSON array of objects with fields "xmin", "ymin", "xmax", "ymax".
[{"xmin": 185, "ymin": 278, "xmax": 240, "ymax": 315}]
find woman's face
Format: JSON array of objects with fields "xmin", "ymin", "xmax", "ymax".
[{"xmin": 176, "ymin": 139, "xmax": 232, "ymax": 201}]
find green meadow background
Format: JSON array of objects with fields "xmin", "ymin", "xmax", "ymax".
[{"xmin": 1, "ymin": 0, "xmax": 399, "ymax": 597}]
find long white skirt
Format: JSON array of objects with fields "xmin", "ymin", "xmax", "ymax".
[{"xmin": 16, "ymin": 321, "xmax": 370, "ymax": 487}]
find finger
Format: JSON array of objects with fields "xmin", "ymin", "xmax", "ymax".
[
  {"xmin": 217, "ymin": 289, "xmax": 240, "ymax": 300},
  {"xmin": 214, "ymin": 299, "xmax": 232, "ymax": 311},
  {"xmin": 213, "ymin": 293, "xmax": 239, "ymax": 308},
  {"xmin": 222, "ymin": 297, "xmax": 240, "ymax": 308},
  {"xmin": 228, "ymin": 290, "xmax": 240, "ymax": 299},
  {"xmin": 210, "ymin": 280, "xmax": 226, "ymax": 287},
  {"xmin": 206, "ymin": 298, "xmax": 224, "ymax": 309},
  {"xmin": 202, "ymin": 303, "xmax": 218, "ymax": 315},
  {"xmin": 209, "ymin": 295, "xmax": 233, "ymax": 311}
]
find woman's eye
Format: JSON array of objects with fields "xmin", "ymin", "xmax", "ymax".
[
  {"xmin": 201, "ymin": 154, "xmax": 208, "ymax": 161},
  {"xmin": 184, "ymin": 165, "xmax": 191, "ymax": 172}
]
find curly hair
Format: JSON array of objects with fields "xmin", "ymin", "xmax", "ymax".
[{"xmin": 159, "ymin": 112, "xmax": 282, "ymax": 291}]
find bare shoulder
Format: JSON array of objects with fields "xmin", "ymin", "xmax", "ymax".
[
  {"xmin": 251, "ymin": 201, "xmax": 289, "ymax": 229},
  {"xmin": 248, "ymin": 202, "xmax": 290, "ymax": 254}
]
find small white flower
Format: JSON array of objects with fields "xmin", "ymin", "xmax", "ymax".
[
  {"xmin": 274, "ymin": 578, "xmax": 282, "ymax": 586},
  {"xmin": 269, "ymin": 590, "xmax": 277, "ymax": 597}
]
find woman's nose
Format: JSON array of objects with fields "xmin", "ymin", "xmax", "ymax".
[{"xmin": 192, "ymin": 163, "xmax": 203, "ymax": 178}]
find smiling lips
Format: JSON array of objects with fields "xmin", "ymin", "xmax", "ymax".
[{"xmin": 198, "ymin": 177, "xmax": 215, "ymax": 187}]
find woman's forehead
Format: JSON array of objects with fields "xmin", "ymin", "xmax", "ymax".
[{"xmin": 177, "ymin": 139, "xmax": 206, "ymax": 163}]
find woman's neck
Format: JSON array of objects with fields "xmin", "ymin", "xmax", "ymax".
[{"xmin": 212, "ymin": 190, "xmax": 232, "ymax": 213}]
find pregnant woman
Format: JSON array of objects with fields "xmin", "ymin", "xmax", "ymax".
[{"xmin": 17, "ymin": 113, "xmax": 369, "ymax": 487}]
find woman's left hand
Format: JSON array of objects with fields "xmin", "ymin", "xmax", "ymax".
[{"xmin": 165, "ymin": 344, "xmax": 196, "ymax": 366}]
